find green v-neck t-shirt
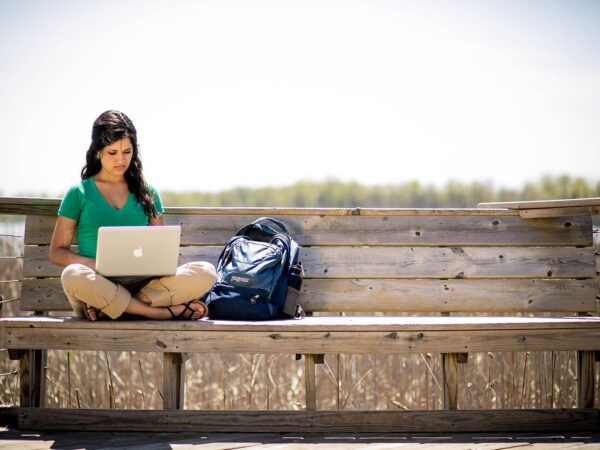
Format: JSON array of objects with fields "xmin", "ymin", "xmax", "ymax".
[{"xmin": 58, "ymin": 177, "xmax": 164, "ymax": 259}]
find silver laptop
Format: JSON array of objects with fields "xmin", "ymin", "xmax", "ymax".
[{"xmin": 95, "ymin": 226, "xmax": 181, "ymax": 277}]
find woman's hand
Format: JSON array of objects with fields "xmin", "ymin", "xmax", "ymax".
[
  {"xmin": 149, "ymin": 214, "xmax": 164, "ymax": 226},
  {"xmin": 49, "ymin": 216, "xmax": 96, "ymax": 269}
]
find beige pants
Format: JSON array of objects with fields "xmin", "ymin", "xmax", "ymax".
[{"xmin": 61, "ymin": 261, "xmax": 217, "ymax": 319}]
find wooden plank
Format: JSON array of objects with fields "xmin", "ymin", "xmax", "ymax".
[
  {"xmin": 26, "ymin": 214, "xmax": 592, "ymax": 246},
  {"xmin": 577, "ymin": 350, "xmax": 595, "ymax": 408},
  {"xmin": 519, "ymin": 206, "xmax": 600, "ymax": 219},
  {"xmin": 0, "ymin": 197, "xmax": 521, "ymax": 217},
  {"xmin": 18, "ymin": 350, "xmax": 45, "ymax": 408},
  {"xmin": 20, "ymin": 279, "xmax": 69, "ymax": 311},
  {"xmin": 22, "ymin": 278, "xmax": 598, "ymax": 314},
  {"xmin": 6, "ymin": 315, "xmax": 600, "ymax": 331},
  {"xmin": 304, "ymin": 354, "xmax": 317, "ymax": 411},
  {"xmin": 301, "ymin": 278, "xmax": 598, "ymax": 313},
  {"xmin": 298, "ymin": 246, "xmax": 595, "ymax": 279},
  {"xmin": 0, "ymin": 198, "xmax": 60, "ymax": 216},
  {"xmin": 0, "ymin": 257, "xmax": 22, "ymax": 281},
  {"xmin": 7, "ymin": 407, "xmax": 599, "ymax": 433},
  {"xmin": 5, "ymin": 315, "xmax": 600, "ymax": 331},
  {"xmin": 478, "ymin": 197, "xmax": 600, "ymax": 210},
  {"xmin": 24, "ymin": 215, "xmax": 66, "ymax": 246},
  {"xmin": 442, "ymin": 353, "xmax": 458, "ymax": 410},
  {"xmin": 24, "ymin": 245, "xmax": 596, "ymax": 279},
  {"xmin": 6, "ymin": 326, "xmax": 600, "ymax": 354},
  {"xmin": 162, "ymin": 353, "xmax": 184, "ymax": 410},
  {"xmin": 23, "ymin": 246, "xmax": 77, "ymax": 278}
]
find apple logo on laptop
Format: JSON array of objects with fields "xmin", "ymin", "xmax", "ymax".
[{"xmin": 133, "ymin": 246, "xmax": 144, "ymax": 258}]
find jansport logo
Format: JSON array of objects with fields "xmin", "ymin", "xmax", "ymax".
[{"xmin": 231, "ymin": 275, "xmax": 251, "ymax": 284}]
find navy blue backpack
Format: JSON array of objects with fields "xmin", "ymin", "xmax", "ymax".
[{"xmin": 203, "ymin": 217, "xmax": 303, "ymax": 320}]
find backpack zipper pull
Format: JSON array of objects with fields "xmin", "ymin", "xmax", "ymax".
[{"xmin": 251, "ymin": 295, "xmax": 260, "ymax": 304}]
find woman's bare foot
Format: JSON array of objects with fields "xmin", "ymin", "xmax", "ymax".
[
  {"xmin": 83, "ymin": 304, "xmax": 99, "ymax": 322},
  {"xmin": 166, "ymin": 301, "xmax": 208, "ymax": 320}
]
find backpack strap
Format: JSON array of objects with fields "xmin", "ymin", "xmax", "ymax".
[{"xmin": 236, "ymin": 217, "xmax": 289, "ymax": 239}]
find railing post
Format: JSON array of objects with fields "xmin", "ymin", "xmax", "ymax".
[
  {"xmin": 14, "ymin": 349, "xmax": 46, "ymax": 407},
  {"xmin": 163, "ymin": 352, "xmax": 186, "ymax": 410},
  {"xmin": 305, "ymin": 354, "xmax": 316, "ymax": 410}
]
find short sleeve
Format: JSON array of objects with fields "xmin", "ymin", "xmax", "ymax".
[
  {"xmin": 149, "ymin": 186, "xmax": 164, "ymax": 214},
  {"xmin": 58, "ymin": 184, "xmax": 83, "ymax": 221}
]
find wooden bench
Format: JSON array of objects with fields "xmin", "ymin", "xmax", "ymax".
[{"xmin": 1, "ymin": 196, "xmax": 599, "ymax": 433}]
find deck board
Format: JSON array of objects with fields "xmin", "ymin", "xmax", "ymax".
[{"xmin": 1, "ymin": 427, "xmax": 598, "ymax": 449}]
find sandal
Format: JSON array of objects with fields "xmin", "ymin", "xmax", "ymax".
[{"xmin": 167, "ymin": 300, "xmax": 208, "ymax": 321}]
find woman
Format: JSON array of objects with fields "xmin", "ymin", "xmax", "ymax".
[{"xmin": 50, "ymin": 110, "xmax": 216, "ymax": 321}]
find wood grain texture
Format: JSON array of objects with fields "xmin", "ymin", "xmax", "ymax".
[
  {"xmin": 478, "ymin": 197, "xmax": 600, "ymax": 210},
  {"xmin": 304, "ymin": 354, "xmax": 317, "ymax": 411},
  {"xmin": 442, "ymin": 353, "xmax": 458, "ymax": 410},
  {"xmin": 7, "ymin": 407, "xmax": 598, "ymax": 433},
  {"xmin": 23, "ymin": 245, "xmax": 596, "ymax": 279},
  {"xmin": 162, "ymin": 353, "xmax": 184, "ymax": 410},
  {"xmin": 18, "ymin": 350, "xmax": 45, "ymax": 408},
  {"xmin": 20, "ymin": 278, "xmax": 598, "ymax": 313},
  {"xmin": 0, "ymin": 197, "xmax": 520, "ymax": 217},
  {"xmin": 300, "ymin": 278, "xmax": 598, "ymax": 313},
  {"xmin": 25, "ymin": 213, "xmax": 592, "ymax": 246},
  {"xmin": 5, "ymin": 325, "xmax": 600, "ymax": 354},
  {"xmin": 519, "ymin": 206, "xmax": 600, "ymax": 219},
  {"xmin": 5, "ymin": 315, "xmax": 600, "ymax": 331},
  {"xmin": 297, "ymin": 246, "xmax": 595, "ymax": 279},
  {"xmin": 578, "ymin": 350, "xmax": 595, "ymax": 408}
]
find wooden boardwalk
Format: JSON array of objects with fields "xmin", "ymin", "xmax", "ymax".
[{"xmin": 1, "ymin": 428, "xmax": 600, "ymax": 449}]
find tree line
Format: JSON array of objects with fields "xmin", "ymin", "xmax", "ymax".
[{"xmin": 160, "ymin": 175, "xmax": 600, "ymax": 208}]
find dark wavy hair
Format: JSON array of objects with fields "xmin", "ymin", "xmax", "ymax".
[{"xmin": 81, "ymin": 110, "xmax": 158, "ymax": 218}]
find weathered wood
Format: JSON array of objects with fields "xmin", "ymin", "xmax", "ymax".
[
  {"xmin": 442, "ymin": 353, "xmax": 458, "ymax": 410},
  {"xmin": 20, "ymin": 279, "xmax": 68, "ymax": 311},
  {"xmin": 304, "ymin": 354, "xmax": 317, "ymax": 411},
  {"xmin": 24, "ymin": 215, "xmax": 75, "ymax": 246},
  {"xmin": 5, "ymin": 315, "xmax": 600, "ymax": 331},
  {"xmin": 0, "ymin": 197, "xmax": 521, "ymax": 217},
  {"xmin": 25, "ymin": 213, "xmax": 593, "ymax": 246},
  {"xmin": 6, "ymin": 324, "xmax": 600, "ymax": 354},
  {"xmin": 4, "ymin": 196, "xmax": 600, "ymax": 427},
  {"xmin": 18, "ymin": 350, "xmax": 45, "ymax": 408},
  {"xmin": 478, "ymin": 197, "xmax": 600, "ymax": 210},
  {"xmin": 578, "ymin": 350, "xmax": 595, "ymax": 408},
  {"xmin": 519, "ymin": 206, "xmax": 600, "ymax": 219},
  {"xmin": 20, "ymin": 278, "xmax": 599, "ymax": 313},
  {"xmin": 300, "ymin": 278, "xmax": 598, "ymax": 313},
  {"xmin": 24, "ymin": 245, "xmax": 596, "ymax": 279},
  {"xmin": 7, "ymin": 407, "xmax": 599, "ymax": 433},
  {"xmin": 162, "ymin": 353, "xmax": 185, "ymax": 410}
]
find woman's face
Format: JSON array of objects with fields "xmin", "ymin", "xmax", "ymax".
[{"xmin": 98, "ymin": 137, "xmax": 133, "ymax": 178}]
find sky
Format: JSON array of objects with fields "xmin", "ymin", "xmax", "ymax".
[{"xmin": 0, "ymin": 0, "xmax": 598, "ymax": 196}]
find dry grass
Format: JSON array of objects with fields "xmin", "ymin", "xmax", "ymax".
[{"xmin": 0, "ymin": 347, "xmax": 588, "ymax": 410}]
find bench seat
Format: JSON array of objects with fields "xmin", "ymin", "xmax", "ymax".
[{"xmin": 4, "ymin": 315, "xmax": 600, "ymax": 354}]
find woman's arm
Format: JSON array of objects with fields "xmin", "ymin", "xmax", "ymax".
[{"xmin": 49, "ymin": 216, "xmax": 96, "ymax": 269}]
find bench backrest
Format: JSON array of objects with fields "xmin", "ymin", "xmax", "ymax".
[{"xmin": 6, "ymin": 198, "xmax": 596, "ymax": 316}]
